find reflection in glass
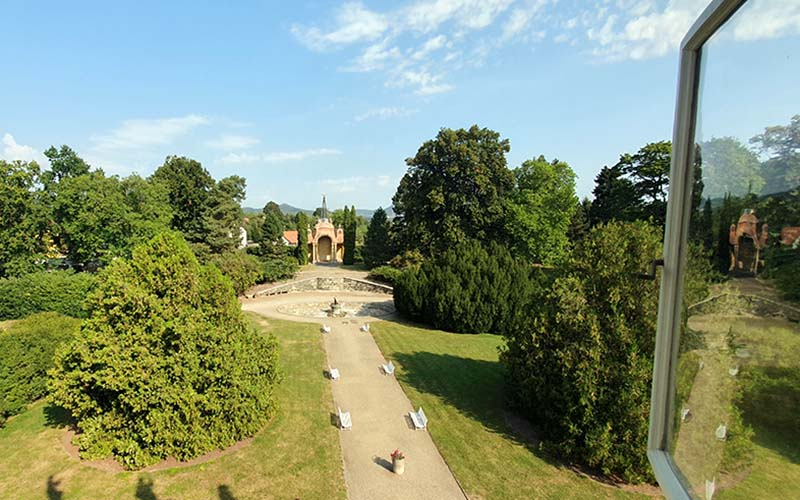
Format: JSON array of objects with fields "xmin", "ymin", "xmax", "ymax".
[{"xmin": 670, "ymin": 3, "xmax": 800, "ymax": 498}]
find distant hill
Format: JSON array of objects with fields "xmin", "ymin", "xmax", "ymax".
[{"xmin": 243, "ymin": 203, "xmax": 394, "ymax": 219}]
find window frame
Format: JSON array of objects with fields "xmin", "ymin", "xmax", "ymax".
[{"xmin": 647, "ymin": 1, "xmax": 747, "ymax": 498}]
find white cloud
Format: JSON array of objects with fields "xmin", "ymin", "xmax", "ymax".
[
  {"xmin": 403, "ymin": 0, "xmax": 514, "ymax": 32},
  {"xmin": 344, "ymin": 39, "xmax": 402, "ymax": 72},
  {"xmin": 354, "ymin": 107, "xmax": 419, "ymax": 122},
  {"xmin": 206, "ymin": 134, "xmax": 261, "ymax": 150},
  {"xmin": 292, "ymin": 2, "xmax": 389, "ymax": 51},
  {"xmin": 221, "ymin": 148, "xmax": 341, "ymax": 164},
  {"xmin": 730, "ymin": 0, "xmax": 800, "ymax": 41},
  {"xmin": 412, "ymin": 35, "xmax": 448, "ymax": 60},
  {"xmin": 91, "ymin": 114, "xmax": 209, "ymax": 151},
  {"xmin": 1, "ymin": 133, "xmax": 46, "ymax": 164},
  {"xmin": 391, "ymin": 70, "xmax": 455, "ymax": 95},
  {"xmin": 502, "ymin": 1, "xmax": 548, "ymax": 40}
]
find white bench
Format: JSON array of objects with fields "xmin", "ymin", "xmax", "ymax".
[
  {"xmin": 329, "ymin": 367, "xmax": 340, "ymax": 380},
  {"xmin": 715, "ymin": 424, "xmax": 727, "ymax": 441},
  {"xmin": 409, "ymin": 407, "xmax": 427, "ymax": 430},
  {"xmin": 338, "ymin": 407, "xmax": 352, "ymax": 430},
  {"xmin": 681, "ymin": 407, "xmax": 691, "ymax": 422},
  {"xmin": 382, "ymin": 361, "xmax": 395, "ymax": 375},
  {"xmin": 360, "ymin": 323, "xmax": 370, "ymax": 332},
  {"xmin": 321, "ymin": 325, "xmax": 331, "ymax": 333}
]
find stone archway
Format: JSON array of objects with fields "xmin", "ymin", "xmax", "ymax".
[{"xmin": 318, "ymin": 236, "xmax": 333, "ymax": 262}]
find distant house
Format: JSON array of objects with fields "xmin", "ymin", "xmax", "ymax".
[{"xmin": 282, "ymin": 230, "xmax": 298, "ymax": 246}]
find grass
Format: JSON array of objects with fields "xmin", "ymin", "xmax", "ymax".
[
  {"xmin": 675, "ymin": 314, "xmax": 800, "ymax": 499},
  {"xmin": 370, "ymin": 321, "xmax": 651, "ymax": 500},
  {"xmin": 0, "ymin": 314, "xmax": 346, "ymax": 500}
]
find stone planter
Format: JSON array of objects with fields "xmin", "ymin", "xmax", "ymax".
[{"xmin": 392, "ymin": 457, "xmax": 405, "ymax": 475}]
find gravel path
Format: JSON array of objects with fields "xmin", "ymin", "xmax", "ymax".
[{"xmin": 242, "ymin": 290, "xmax": 466, "ymax": 500}]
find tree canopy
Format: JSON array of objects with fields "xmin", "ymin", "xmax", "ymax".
[
  {"xmin": 363, "ymin": 207, "xmax": 393, "ymax": 268},
  {"xmin": 392, "ymin": 125, "xmax": 514, "ymax": 254},
  {"xmin": 49, "ymin": 233, "xmax": 281, "ymax": 469},
  {"xmin": 504, "ymin": 155, "xmax": 578, "ymax": 265}
]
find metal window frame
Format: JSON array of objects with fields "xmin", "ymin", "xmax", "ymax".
[{"xmin": 647, "ymin": 1, "xmax": 747, "ymax": 498}]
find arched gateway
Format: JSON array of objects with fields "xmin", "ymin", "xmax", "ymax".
[{"xmin": 283, "ymin": 195, "xmax": 344, "ymax": 263}]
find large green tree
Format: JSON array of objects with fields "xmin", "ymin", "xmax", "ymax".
[
  {"xmin": 294, "ymin": 212, "xmax": 309, "ymax": 265},
  {"xmin": 49, "ymin": 233, "xmax": 281, "ymax": 469},
  {"xmin": 151, "ymin": 156, "xmax": 214, "ymax": 242},
  {"xmin": 588, "ymin": 165, "xmax": 639, "ymax": 226},
  {"xmin": 751, "ymin": 114, "xmax": 800, "ymax": 194},
  {"xmin": 0, "ymin": 160, "xmax": 47, "ymax": 277},
  {"xmin": 363, "ymin": 207, "xmax": 393, "ymax": 268},
  {"xmin": 618, "ymin": 141, "xmax": 671, "ymax": 226},
  {"xmin": 204, "ymin": 175, "xmax": 246, "ymax": 253},
  {"xmin": 504, "ymin": 155, "xmax": 578, "ymax": 265},
  {"xmin": 701, "ymin": 137, "xmax": 763, "ymax": 199},
  {"xmin": 343, "ymin": 206, "xmax": 357, "ymax": 265},
  {"xmin": 42, "ymin": 145, "xmax": 90, "ymax": 188},
  {"xmin": 500, "ymin": 221, "xmax": 662, "ymax": 482},
  {"xmin": 392, "ymin": 125, "xmax": 514, "ymax": 254}
]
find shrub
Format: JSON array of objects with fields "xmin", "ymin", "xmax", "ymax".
[
  {"xmin": 0, "ymin": 271, "xmax": 96, "ymax": 320},
  {"xmin": 260, "ymin": 255, "xmax": 298, "ymax": 283},
  {"xmin": 367, "ymin": 265, "xmax": 403, "ymax": 286},
  {"xmin": 394, "ymin": 241, "xmax": 543, "ymax": 334},
  {"xmin": 48, "ymin": 233, "xmax": 282, "ymax": 469},
  {"xmin": 209, "ymin": 251, "xmax": 264, "ymax": 295},
  {"xmin": 500, "ymin": 221, "xmax": 662, "ymax": 482},
  {"xmin": 0, "ymin": 312, "xmax": 81, "ymax": 426},
  {"xmin": 768, "ymin": 248, "xmax": 800, "ymax": 302}
]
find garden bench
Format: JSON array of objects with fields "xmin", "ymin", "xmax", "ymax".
[
  {"xmin": 360, "ymin": 323, "xmax": 370, "ymax": 332},
  {"xmin": 338, "ymin": 407, "xmax": 352, "ymax": 430},
  {"xmin": 321, "ymin": 325, "xmax": 331, "ymax": 333},
  {"xmin": 329, "ymin": 367, "xmax": 340, "ymax": 380},
  {"xmin": 409, "ymin": 407, "xmax": 427, "ymax": 430},
  {"xmin": 382, "ymin": 361, "xmax": 395, "ymax": 375}
]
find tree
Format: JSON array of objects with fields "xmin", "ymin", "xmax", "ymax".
[
  {"xmin": 204, "ymin": 176, "xmax": 246, "ymax": 253},
  {"xmin": 42, "ymin": 145, "xmax": 90, "ymax": 188},
  {"xmin": 119, "ymin": 175, "xmax": 173, "ymax": 245},
  {"xmin": 618, "ymin": 141, "xmax": 671, "ymax": 226},
  {"xmin": 567, "ymin": 197, "xmax": 591, "ymax": 244},
  {"xmin": 343, "ymin": 206, "xmax": 357, "ymax": 265},
  {"xmin": 500, "ymin": 221, "xmax": 662, "ymax": 482},
  {"xmin": 701, "ymin": 137, "xmax": 763, "ymax": 199},
  {"xmin": 751, "ymin": 114, "xmax": 800, "ymax": 194},
  {"xmin": 49, "ymin": 233, "xmax": 281, "ymax": 470},
  {"xmin": 295, "ymin": 212, "xmax": 309, "ymax": 265},
  {"xmin": 392, "ymin": 125, "xmax": 514, "ymax": 254},
  {"xmin": 588, "ymin": 165, "xmax": 639, "ymax": 226},
  {"xmin": 151, "ymin": 156, "xmax": 214, "ymax": 243},
  {"xmin": 0, "ymin": 160, "xmax": 47, "ymax": 277},
  {"xmin": 504, "ymin": 156, "xmax": 578, "ymax": 265},
  {"xmin": 363, "ymin": 207, "xmax": 393, "ymax": 268}
]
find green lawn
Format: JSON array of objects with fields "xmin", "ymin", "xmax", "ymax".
[
  {"xmin": 0, "ymin": 314, "xmax": 346, "ymax": 500},
  {"xmin": 370, "ymin": 321, "xmax": 651, "ymax": 499},
  {"xmin": 675, "ymin": 314, "xmax": 800, "ymax": 499}
]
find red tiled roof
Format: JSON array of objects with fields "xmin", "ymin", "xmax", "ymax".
[{"xmin": 283, "ymin": 230, "xmax": 298, "ymax": 245}]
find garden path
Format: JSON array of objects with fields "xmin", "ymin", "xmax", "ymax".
[{"xmin": 242, "ymin": 289, "xmax": 466, "ymax": 500}]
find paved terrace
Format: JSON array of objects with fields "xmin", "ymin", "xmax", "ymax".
[{"xmin": 242, "ymin": 289, "xmax": 466, "ymax": 500}]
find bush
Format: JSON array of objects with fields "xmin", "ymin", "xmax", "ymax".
[
  {"xmin": 0, "ymin": 313, "xmax": 81, "ymax": 426},
  {"xmin": 367, "ymin": 265, "xmax": 403, "ymax": 286},
  {"xmin": 767, "ymin": 248, "xmax": 800, "ymax": 302},
  {"xmin": 260, "ymin": 255, "xmax": 298, "ymax": 283},
  {"xmin": 0, "ymin": 271, "xmax": 96, "ymax": 320},
  {"xmin": 48, "ymin": 233, "xmax": 282, "ymax": 469},
  {"xmin": 500, "ymin": 221, "xmax": 662, "ymax": 482},
  {"xmin": 209, "ymin": 251, "xmax": 264, "ymax": 295},
  {"xmin": 394, "ymin": 241, "xmax": 543, "ymax": 334}
]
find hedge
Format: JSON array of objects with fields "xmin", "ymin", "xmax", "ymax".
[{"xmin": 0, "ymin": 271, "xmax": 96, "ymax": 320}]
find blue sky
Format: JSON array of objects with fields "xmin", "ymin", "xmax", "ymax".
[{"xmin": 2, "ymin": 0, "xmax": 798, "ymax": 210}]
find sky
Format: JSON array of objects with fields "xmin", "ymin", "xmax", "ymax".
[{"xmin": 2, "ymin": 0, "xmax": 799, "ymax": 211}]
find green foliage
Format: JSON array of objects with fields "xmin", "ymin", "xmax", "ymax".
[
  {"xmin": 295, "ymin": 212, "xmax": 309, "ymax": 265},
  {"xmin": 209, "ymin": 251, "xmax": 264, "ymax": 295},
  {"xmin": 363, "ymin": 207, "xmax": 393, "ymax": 268},
  {"xmin": 151, "ymin": 156, "xmax": 215, "ymax": 243},
  {"xmin": 617, "ymin": 141, "xmax": 671, "ymax": 227},
  {"xmin": 588, "ymin": 165, "xmax": 639, "ymax": 226},
  {"xmin": 701, "ymin": 137, "xmax": 764, "ymax": 199},
  {"xmin": 567, "ymin": 197, "xmax": 591, "ymax": 245},
  {"xmin": 259, "ymin": 254, "xmax": 299, "ymax": 283},
  {"xmin": 0, "ymin": 160, "xmax": 47, "ymax": 278},
  {"xmin": 42, "ymin": 145, "xmax": 90, "ymax": 187},
  {"xmin": 500, "ymin": 221, "xmax": 662, "ymax": 482},
  {"xmin": 0, "ymin": 313, "xmax": 81, "ymax": 427},
  {"xmin": 505, "ymin": 155, "xmax": 578, "ymax": 264},
  {"xmin": 48, "ymin": 233, "xmax": 282, "ymax": 469},
  {"xmin": 203, "ymin": 176, "xmax": 246, "ymax": 253},
  {"xmin": 769, "ymin": 248, "xmax": 800, "ymax": 302},
  {"xmin": 343, "ymin": 206, "xmax": 357, "ymax": 265},
  {"xmin": 366, "ymin": 265, "xmax": 402, "ymax": 286},
  {"xmin": 0, "ymin": 271, "xmax": 96, "ymax": 320},
  {"xmin": 392, "ymin": 125, "xmax": 514, "ymax": 255},
  {"xmin": 751, "ymin": 114, "xmax": 800, "ymax": 194},
  {"xmin": 394, "ymin": 241, "xmax": 542, "ymax": 334}
]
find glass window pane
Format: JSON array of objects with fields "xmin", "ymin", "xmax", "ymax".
[{"xmin": 671, "ymin": 2, "xmax": 800, "ymax": 497}]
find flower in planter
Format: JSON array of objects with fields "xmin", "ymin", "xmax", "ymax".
[{"xmin": 391, "ymin": 449, "xmax": 405, "ymax": 460}]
